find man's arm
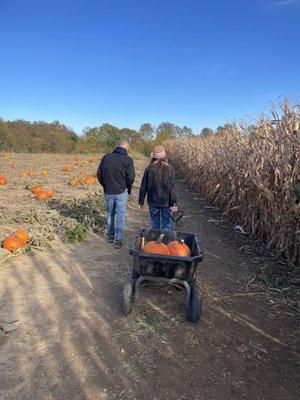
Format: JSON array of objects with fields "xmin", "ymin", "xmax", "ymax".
[
  {"xmin": 138, "ymin": 169, "xmax": 148, "ymax": 205},
  {"xmin": 126, "ymin": 158, "xmax": 135, "ymax": 194},
  {"xmin": 96, "ymin": 156, "xmax": 105, "ymax": 187}
]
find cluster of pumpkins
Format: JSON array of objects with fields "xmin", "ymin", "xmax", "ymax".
[
  {"xmin": 21, "ymin": 169, "xmax": 48, "ymax": 177},
  {"xmin": 143, "ymin": 236, "xmax": 191, "ymax": 257},
  {"xmin": 31, "ymin": 185, "xmax": 54, "ymax": 201},
  {"xmin": 0, "ymin": 175, "xmax": 8, "ymax": 185},
  {"xmin": 69, "ymin": 175, "xmax": 96, "ymax": 186},
  {"xmin": 2, "ymin": 230, "xmax": 29, "ymax": 252},
  {"xmin": 20, "ymin": 170, "xmax": 36, "ymax": 177}
]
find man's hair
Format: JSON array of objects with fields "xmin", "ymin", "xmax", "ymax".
[{"xmin": 119, "ymin": 140, "xmax": 130, "ymax": 150}]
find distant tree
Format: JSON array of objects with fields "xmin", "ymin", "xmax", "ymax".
[
  {"xmin": 0, "ymin": 118, "xmax": 78, "ymax": 153},
  {"xmin": 200, "ymin": 127, "xmax": 214, "ymax": 137},
  {"xmin": 156, "ymin": 122, "xmax": 176, "ymax": 139},
  {"xmin": 139, "ymin": 123, "xmax": 155, "ymax": 141},
  {"xmin": 119, "ymin": 128, "xmax": 140, "ymax": 144},
  {"xmin": 181, "ymin": 126, "xmax": 193, "ymax": 137},
  {"xmin": 98, "ymin": 123, "xmax": 122, "ymax": 150}
]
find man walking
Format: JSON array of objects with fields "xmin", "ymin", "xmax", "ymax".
[{"xmin": 97, "ymin": 141, "xmax": 135, "ymax": 249}]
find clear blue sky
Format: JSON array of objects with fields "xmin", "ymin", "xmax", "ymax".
[{"xmin": 0, "ymin": 0, "xmax": 299, "ymax": 134}]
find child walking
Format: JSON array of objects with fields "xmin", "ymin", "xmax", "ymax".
[{"xmin": 138, "ymin": 146, "xmax": 178, "ymax": 230}]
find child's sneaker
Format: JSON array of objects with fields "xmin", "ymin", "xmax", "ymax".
[
  {"xmin": 114, "ymin": 241, "xmax": 123, "ymax": 249},
  {"xmin": 107, "ymin": 235, "xmax": 114, "ymax": 243}
]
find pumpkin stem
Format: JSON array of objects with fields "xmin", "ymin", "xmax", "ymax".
[{"xmin": 156, "ymin": 234, "xmax": 164, "ymax": 243}]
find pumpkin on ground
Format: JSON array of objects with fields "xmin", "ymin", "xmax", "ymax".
[
  {"xmin": 27, "ymin": 170, "xmax": 35, "ymax": 177},
  {"xmin": 84, "ymin": 176, "xmax": 95, "ymax": 185},
  {"xmin": 2, "ymin": 235, "xmax": 24, "ymax": 252},
  {"xmin": 15, "ymin": 230, "xmax": 29, "ymax": 245},
  {"xmin": 0, "ymin": 175, "xmax": 8, "ymax": 185},
  {"xmin": 62, "ymin": 165, "xmax": 72, "ymax": 173},
  {"xmin": 31, "ymin": 185, "xmax": 43, "ymax": 195},
  {"xmin": 36, "ymin": 191, "xmax": 50, "ymax": 201},
  {"xmin": 143, "ymin": 235, "xmax": 170, "ymax": 256},
  {"xmin": 167, "ymin": 239, "xmax": 191, "ymax": 257},
  {"xmin": 45, "ymin": 188, "xmax": 54, "ymax": 197},
  {"xmin": 40, "ymin": 169, "xmax": 48, "ymax": 176},
  {"xmin": 69, "ymin": 177, "xmax": 79, "ymax": 186}
]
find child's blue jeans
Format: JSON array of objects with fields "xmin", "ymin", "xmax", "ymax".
[{"xmin": 149, "ymin": 206, "xmax": 173, "ymax": 230}]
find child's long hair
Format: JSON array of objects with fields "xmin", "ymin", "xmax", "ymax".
[{"xmin": 149, "ymin": 157, "xmax": 172, "ymax": 179}]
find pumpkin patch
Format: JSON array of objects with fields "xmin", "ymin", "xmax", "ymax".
[{"xmin": 0, "ymin": 153, "xmax": 105, "ymax": 262}]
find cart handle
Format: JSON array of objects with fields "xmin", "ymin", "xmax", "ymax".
[{"xmin": 171, "ymin": 210, "xmax": 184, "ymax": 224}]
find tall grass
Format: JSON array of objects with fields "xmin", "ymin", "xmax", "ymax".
[{"xmin": 167, "ymin": 102, "xmax": 300, "ymax": 265}]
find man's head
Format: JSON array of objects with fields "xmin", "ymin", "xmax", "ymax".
[{"xmin": 119, "ymin": 140, "xmax": 130, "ymax": 151}]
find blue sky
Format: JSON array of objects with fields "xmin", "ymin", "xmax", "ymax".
[{"xmin": 0, "ymin": 0, "xmax": 299, "ymax": 134}]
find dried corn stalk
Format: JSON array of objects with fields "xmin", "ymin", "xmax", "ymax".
[{"xmin": 167, "ymin": 101, "xmax": 300, "ymax": 265}]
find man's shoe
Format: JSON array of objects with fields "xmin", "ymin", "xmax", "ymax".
[
  {"xmin": 114, "ymin": 241, "xmax": 123, "ymax": 249},
  {"xmin": 107, "ymin": 236, "xmax": 114, "ymax": 243}
]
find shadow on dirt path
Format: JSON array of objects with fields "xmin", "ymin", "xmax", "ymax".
[{"xmin": 0, "ymin": 160, "xmax": 299, "ymax": 400}]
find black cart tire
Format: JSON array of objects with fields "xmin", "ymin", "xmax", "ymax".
[
  {"xmin": 123, "ymin": 278, "xmax": 135, "ymax": 315},
  {"xmin": 187, "ymin": 285, "xmax": 202, "ymax": 323}
]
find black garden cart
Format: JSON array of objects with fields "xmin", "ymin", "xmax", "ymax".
[{"xmin": 122, "ymin": 228, "xmax": 204, "ymax": 323}]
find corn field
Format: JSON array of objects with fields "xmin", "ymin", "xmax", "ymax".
[{"xmin": 167, "ymin": 102, "xmax": 300, "ymax": 266}]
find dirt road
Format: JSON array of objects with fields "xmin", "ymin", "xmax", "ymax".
[{"xmin": 0, "ymin": 163, "xmax": 299, "ymax": 400}]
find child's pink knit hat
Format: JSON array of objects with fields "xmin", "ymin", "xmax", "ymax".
[{"xmin": 152, "ymin": 145, "xmax": 166, "ymax": 159}]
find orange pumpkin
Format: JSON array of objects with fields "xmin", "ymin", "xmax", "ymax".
[
  {"xmin": 31, "ymin": 185, "xmax": 43, "ymax": 195},
  {"xmin": 45, "ymin": 188, "xmax": 54, "ymax": 197},
  {"xmin": 167, "ymin": 240, "xmax": 191, "ymax": 257},
  {"xmin": 2, "ymin": 235, "xmax": 24, "ymax": 252},
  {"xmin": 0, "ymin": 175, "xmax": 8, "ymax": 185},
  {"xmin": 69, "ymin": 177, "xmax": 79, "ymax": 186},
  {"xmin": 15, "ymin": 230, "xmax": 29, "ymax": 245},
  {"xmin": 27, "ymin": 171, "xmax": 35, "ymax": 177},
  {"xmin": 63, "ymin": 165, "xmax": 72, "ymax": 173},
  {"xmin": 20, "ymin": 171, "xmax": 28, "ymax": 178},
  {"xmin": 40, "ymin": 169, "xmax": 48, "ymax": 176},
  {"xmin": 84, "ymin": 176, "xmax": 95, "ymax": 185},
  {"xmin": 36, "ymin": 191, "xmax": 50, "ymax": 201},
  {"xmin": 143, "ymin": 240, "xmax": 170, "ymax": 256}
]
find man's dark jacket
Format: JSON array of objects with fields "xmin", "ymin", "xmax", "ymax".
[
  {"xmin": 97, "ymin": 147, "xmax": 135, "ymax": 195},
  {"xmin": 138, "ymin": 163, "xmax": 177, "ymax": 208}
]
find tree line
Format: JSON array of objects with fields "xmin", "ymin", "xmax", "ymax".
[{"xmin": 0, "ymin": 117, "xmax": 225, "ymax": 154}]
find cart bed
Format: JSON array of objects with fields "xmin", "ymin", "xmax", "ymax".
[{"xmin": 129, "ymin": 229, "xmax": 203, "ymax": 282}]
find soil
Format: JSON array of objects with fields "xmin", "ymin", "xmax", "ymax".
[{"xmin": 0, "ymin": 160, "xmax": 299, "ymax": 400}]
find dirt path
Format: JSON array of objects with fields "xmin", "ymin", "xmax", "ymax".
[{"xmin": 0, "ymin": 163, "xmax": 299, "ymax": 400}]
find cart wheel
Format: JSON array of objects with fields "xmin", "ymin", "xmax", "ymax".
[
  {"xmin": 187, "ymin": 285, "xmax": 202, "ymax": 323},
  {"xmin": 123, "ymin": 278, "xmax": 135, "ymax": 315}
]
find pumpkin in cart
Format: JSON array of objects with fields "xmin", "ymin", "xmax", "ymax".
[
  {"xmin": 167, "ymin": 239, "xmax": 191, "ymax": 257},
  {"xmin": 143, "ymin": 235, "xmax": 170, "ymax": 256}
]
